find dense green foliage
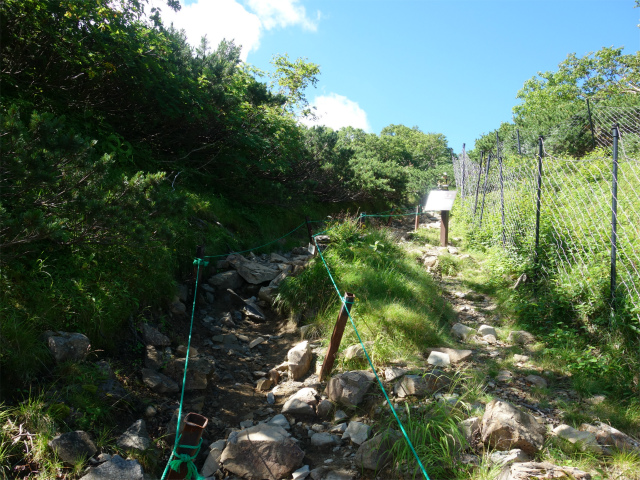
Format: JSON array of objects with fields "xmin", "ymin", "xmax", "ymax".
[{"xmin": 0, "ymin": 0, "xmax": 452, "ymax": 389}]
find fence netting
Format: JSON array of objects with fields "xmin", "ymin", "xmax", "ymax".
[{"xmin": 453, "ymin": 105, "xmax": 640, "ymax": 329}]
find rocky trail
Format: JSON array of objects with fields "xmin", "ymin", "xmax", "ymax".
[{"xmin": 43, "ymin": 215, "xmax": 640, "ymax": 480}]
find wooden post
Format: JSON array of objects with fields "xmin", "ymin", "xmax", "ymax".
[
  {"xmin": 387, "ymin": 207, "xmax": 395, "ymax": 226},
  {"xmin": 167, "ymin": 413, "xmax": 209, "ymax": 479},
  {"xmin": 414, "ymin": 205, "xmax": 420, "ymax": 231},
  {"xmin": 319, "ymin": 293, "xmax": 355, "ymax": 379},
  {"xmin": 440, "ymin": 211, "xmax": 449, "ymax": 247}
]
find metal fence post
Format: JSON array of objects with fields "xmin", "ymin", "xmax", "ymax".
[
  {"xmin": 479, "ymin": 153, "xmax": 491, "ymax": 229},
  {"xmin": 611, "ymin": 124, "xmax": 619, "ymax": 315},
  {"xmin": 497, "ymin": 132, "xmax": 505, "ymax": 247},
  {"xmin": 535, "ymin": 137, "xmax": 543, "ymax": 263},
  {"xmin": 587, "ymin": 98, "xmax": 596, "ymax": 149},
  {"xmin": 473, "ymin": 151, "xmax": 484, "ymax": 218},
  {"xmin": 461, "ymin": 143, "xmax": 466, "ymax": 200}
]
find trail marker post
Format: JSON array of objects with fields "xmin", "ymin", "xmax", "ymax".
[{"xmin": 424, "ymin": 188, "xmax": 457, "ymax": 247}]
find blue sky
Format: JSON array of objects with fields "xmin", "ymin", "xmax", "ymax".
[{"xmin": 156, "ymin": 0, "xmax": 640, "ymax": 153}]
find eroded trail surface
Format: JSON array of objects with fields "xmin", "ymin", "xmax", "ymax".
[{"xmin": 83, "ymin": 215, "xmax": 638, "ymax": 480}]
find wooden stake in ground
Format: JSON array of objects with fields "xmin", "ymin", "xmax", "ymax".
[{"xmin": 319, "ymin": 293, "xmax": 355, "ymax": 379}]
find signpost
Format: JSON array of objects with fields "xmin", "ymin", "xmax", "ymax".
[{"xmin": 424, "ymin": 190, "xmax": 457, "ymax": 247}]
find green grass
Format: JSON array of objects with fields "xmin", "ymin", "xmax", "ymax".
[{"xmin": 277, "ymin": 217, "xmax": 457, "ymax": 369}]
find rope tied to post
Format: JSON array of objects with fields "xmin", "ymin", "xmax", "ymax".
[
  {"xmin": 193, "ymin": 258, "xmax": 209, "ymax": 267},
  {"xmin": 168, "ymin": 436, "xmax": 205, "ymax": 480}
]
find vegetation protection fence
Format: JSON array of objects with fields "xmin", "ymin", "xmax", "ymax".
[{"xmin": 453, "ymin": 106, "xmax": 640, "ymax": 331}]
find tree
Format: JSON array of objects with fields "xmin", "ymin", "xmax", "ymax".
[{"xmin": 269, "ymin": 54, "xmax": 321, "ymax": 118}]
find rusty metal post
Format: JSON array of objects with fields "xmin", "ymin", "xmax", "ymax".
[
  {"xmin": 387, "ymin": 207, "xmax": 395, "ymax": 226},
  {"xmin": 319, "ymin": 293, "xmax": 355, "ymax": 379},
  {"xmin": 305, "ymin": 216, "xmax": 313, "ymax": 244},
  {"xmin": 167, "ymin": 412, "xmax": 209, "ymax": 479},
  {"xmin": 440, "ymin": 210, "xmax": 449, "ymax": 247},
  {"xmin": 193, "ymin": 245, "xmax": 205, "ymax": 305},
  {"xmin": 414, "ymin": 205, "xmax": 420, "ymax": 231}
]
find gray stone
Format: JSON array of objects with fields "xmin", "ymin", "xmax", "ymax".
[
  {"xmin": 478, "ymin": 325, "xmax": 497, "ymax": 337},
  {"xmin": 256, "ymin": 377, "xmax": 273, "ymax": 391},
  {"xmin": 42, "ymin": 331, "xmax": 91, "ymax": 363},
  {"xmin": 513, "ymin": 354, "xmax": 530, "ymax": 363},
  {"xmin": 282, "ymin": 387, "xmax": 317, "ymax": 416},
  {"xmin": 326, "ymin": 371, "xmax": 376, "ymax": 407},
  {"xmin": 496, "ymin": 461, "xmax": 591, "ymax": 480},
  {"xmin": 342, "ymin": 342, "xmax": 373, "ymax": 360},
  {"xmin": 310, "ymin": 432, "xmax": 339, "ymax": 448},
  {"xmin": 116, "ymin": 419, "xmax": 151, "ymax": 451},
  {"xmin": 163, "ymin": 357, "xmax": 215, "ymax": 391},
  {"xmin": 393, "ymin": 371, "xmax": 450, "ymax": 398},
  {"xmin": 427, "ymin": 351, "xmax": 450, "ymax": 367},
  {"xmin": 201, "ymin": 439, "xmax": 226, "ymax": 477},
  {"xmin": 268, "ymin": 414, "xmax": 291, "ymax": 430},
  {"xmin": 383, "ymin": 367, "xmax": 406, "ymax": 381},
  {"xmin": 459, "ymin": 417, "xmax": 480, "ymax": 445},
  {"xmin": 144, "ymin": 346, "xmax": 163, "ymax": 370},
  {"xmin": 316, "ymin": 399, "xmax": 333, "ymax": 418},
  {"xmin": 140, "ymin": 323, "xmax": 170, "ymax": 346},
  {"xmin": 220, "ymin": 424, "xmax": 304, "ymax": 480},
  {"xmin": 141, "ymin": 368, "xmax": 179, "ymax": 393},
  {"xmin": 334, "ymin": 410, "xmax": 348, "ymax": 423},
  {"xmin": 235, "ymin": 260, "xmax": 280, "ymax": 284},
  {"xmin": 344, "ymin": 421, "xmax": 371, "ymax": 445},
  {"xmin": 175, "ymin": 345, "xmax": 198, "ymax": 357},
  {"xmin": 354, "ymin": 430, "xmax": 401, "ymax": 471},
  {"xmin": 553, "ymin": 424, "xmax": 602, "ymax": 453},
  {"xmin": 209, "ymin": 270, "xmax": 244, "ymax": 290},
  {"xmin": 258, "ymin": 286, "xmax": 277, "ymax": 304},
  {"xmin": 170, "ymin": 298, "xmax": 187, "ymax": 317},
  {"xmin": 496, "ymin": 370, "xmax": 514, "ymax": 382},
  {"xmin": 288, "ymin": 341, "xmax": 313, "ymax": 380},
  {"xmin": 507, "ymin": 330, "xmax": 535, "ymax": 345},
  {"xmin": 579, "ymin": 422, "xmax": 640, "ymax": 452},
  {"xmin": 269, "ymin": 271, "xmax": 288, "ymax": 288},
  {"xmin": 49, "ymin": 431, "xmax": 96, "ymax": 464},
  {"xmin": 451, "ymin": 323, "xmax": 476, "ymax": 341},
  {"xmin": 525, "ymin": 375, "xmax": 547, "ymax": 389},
  {"xmin": 79, "ymin": 455, "xmax": 143, "ymax": 480},
  {"xmin": 482, "ymin": 399, "xmax": 546, "ymax": 455},
  {"xmin": 292, "ymin": 465, "xmax": 310, "ymax": 480},
  {"xmin": 267, "ymin": 392, "xmax": 275, "ymax": 404},
  {"xmin": 489, "ymin": 449, "xmax": 530, "ymax": 467},
  {"xmin": 249, "ymin": 337, "xmax": 266, "ymax": 349},
  {"xmin": 270, "ymin": 253, "xmax": 289, "ymax": 263}
]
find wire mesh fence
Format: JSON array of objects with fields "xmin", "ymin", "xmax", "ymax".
[{"xmin": 453, "ymin": 114, "xmax": 640, "ymax": 332}]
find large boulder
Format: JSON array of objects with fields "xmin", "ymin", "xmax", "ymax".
[
  {"xmin": 42, "ymin": 331, "xmax": 90, "ymax": 363},
  {"xmin": 481, "ymin": 399, "xmax": 546, "ymax": 455},
  {"xmin": 49, "ymin": 431, "xmax": 96, "ymax": 464},
  {"xmin": 220, "ymin": 424, "xmax": 304, "ymax": 480},
  {"xmin": 235, "ymin": 260, "xmax": 280, "ymax": 284},
  {"xmin": 208, "ymin": 271, "xmax": 244, "ymax": 290},
  {"xmin": 79, "ymin": 455, "xmax": 144, "ymax": 480},
  {"xmin": 288, "ymin": 341, "xmax": 312, "ymax": 380},
  {"xmin": 326, "ymin": 371, "xmax": 376, "ymax": 407},
  {"xmin": 394, "ymin": 371, "xmax": 450, "ymax": 398},
  {"xmin": 496, "ymin": 461, "xmax": 591, "ymax": 480},
  {"xmin": 355, "ymin": 430, "xmax": 402, "ymax": 471}
]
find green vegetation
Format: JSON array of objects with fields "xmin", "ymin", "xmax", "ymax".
[{"xmin": 0, "ymin": 0, "xmax": 454, "ymax": 392}]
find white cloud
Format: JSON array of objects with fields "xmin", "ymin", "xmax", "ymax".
[
  {"xmin": 301, "ymin": 93, "xmax": 372, "ymax": 132},
  {"xmin": 149, "ymin": 0, "xmax": 318, "ymax": 61}
]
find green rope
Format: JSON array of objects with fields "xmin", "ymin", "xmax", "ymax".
[
  {"xmin": 313, "ymin": 237, "xmax": 431, "ymax": 480},
  {"xmin": 204, "ymin": 222, "xmax": 307, "ymax": 259},
  {"xmin": 160, "ymin": 260, "xmax": 204, "ymax": 480},
  {"xmin": 168, "ymin": 437, "xmax": 205, "ymax": 480}
]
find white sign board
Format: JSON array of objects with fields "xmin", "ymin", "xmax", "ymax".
[{"xmin": 424, "ymin": 190, "xmax": 457, "ymax": 211}]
